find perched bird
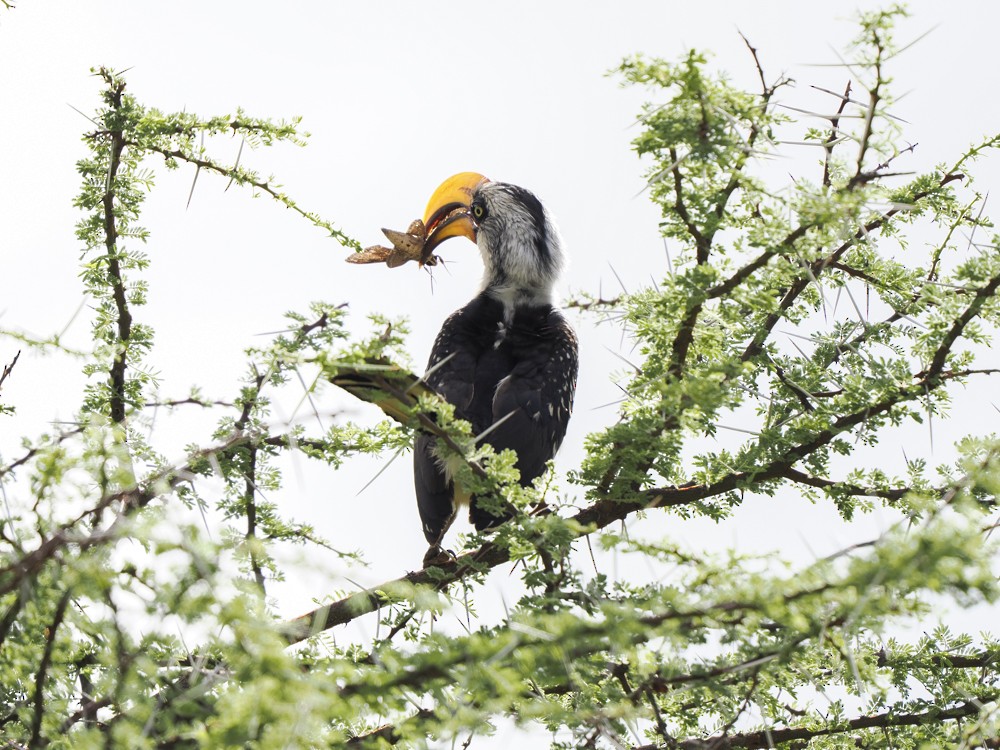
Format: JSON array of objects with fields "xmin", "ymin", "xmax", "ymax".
[{"xmin": 415, "ymin": 172, "xmax": 579, "ymax": 566}]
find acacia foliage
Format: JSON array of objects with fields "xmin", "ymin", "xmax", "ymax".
[{"xmin": 0, "ymin": 7, "xmax": 998, "ymax": 749}]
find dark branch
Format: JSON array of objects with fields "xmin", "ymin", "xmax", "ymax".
[
  {"xmin": 145, "ymin": 397, "xmax": 236, "ymax": 409},
  {"xmin": 239, "ymin": 368, "xmax": 268, "ymax": 593},
  {"xmin": 0, "ymin": 350, "xmax": 20, "ymax": 392},
  {"xmin": 668, "ymin": 147, "xmax": 709, "ymax": 261},
  {"xmin": 281, "ymin": 486, "xmax": 707, "ymax": 643},
  {"xmin": 741, "ymin": 171, "xmax": 965, "ymax": 362},
  {"xmin": 703, "ymin": 223, "xmax": 812, "ymax": 300},
  {"xmin": 30, "ymin": 590, "xmax": 71, "ymax": 747},
  {"xmin": 920, "ymin": 268, "xmax": 1000, "ymax": 381},
  {"xmin": 99, "ymin": 78, "xmax": 132, "ymax": 425},
  {"xmin": 782, "ymin": 467, "xmax": 913, "ymax": 501},
  {"xmin": 636, "ymin": 695, "xmax": 998, "ymax": 750},
  {"xmin": 131, "ymin": 141, "xmax": 358, "ymax": 249},
  {"xmin": 822, "ymin": 81, "xmax": 852, "ymax": 188}
]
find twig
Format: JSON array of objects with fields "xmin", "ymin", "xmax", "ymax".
[
  {"xmin": 822, "ymin": 81, "xmax": 852, "ymax": 188},
  {"xmin": 235, "ymin": 367, "xmax": 268, "ymax": 594},
  {"xmin": 96, "ymin": 74, "xmax": 132, "ymax": 426},
  {"xmin": 0, "ymin": 350, "xmax": 19, "ymax": 392},
  {"xmin": 132, "ymin": 141, "xmax": 359, "ymax": 250},
  {"xmin": 633, "ymin": 695, "xmax": 998, "ymax": 750},
  {"xmin": 29, "ymin": 590, "xmax": 71, "ymax": 747}
]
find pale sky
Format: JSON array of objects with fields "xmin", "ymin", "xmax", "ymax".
[{"xmin": 2, "ymin": 0, "xmax": 998, "ymax": 698}]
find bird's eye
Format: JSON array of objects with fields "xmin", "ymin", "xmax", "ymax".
[{"xmin": 472, "ymin": 202, "xmax": 487, "ymax": 220}]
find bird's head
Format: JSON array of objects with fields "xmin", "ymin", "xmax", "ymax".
[{"xmin": 423, "ymin": 172, "xmax": 565, "ymax": 307}]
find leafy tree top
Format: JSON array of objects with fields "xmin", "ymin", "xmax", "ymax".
[{"xmin": 0, "ymin": 6, "xmax": 997, "ymax": 749}]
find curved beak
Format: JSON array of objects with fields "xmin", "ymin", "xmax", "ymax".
[{"xmin": 422, "ymin": 172, "xmax": 488, "ymax": 257}]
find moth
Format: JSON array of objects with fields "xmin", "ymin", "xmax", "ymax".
[{"xmin": 346, "ymin": 219, "xmax": 439, "ymax": 268}]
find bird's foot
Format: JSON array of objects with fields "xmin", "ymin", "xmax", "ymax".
[{"xmin": 422, "ymin": 545, "xmax": 456, "ymax": 569}]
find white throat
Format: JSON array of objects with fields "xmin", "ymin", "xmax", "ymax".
[{"xmin": 476, "ymin": 205, "xmax": 565, "ymax": 316}]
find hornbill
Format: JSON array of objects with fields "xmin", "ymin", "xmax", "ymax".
[{"xmin": 415, "ymin": 172, "xmax": 578, "ymax": 566}]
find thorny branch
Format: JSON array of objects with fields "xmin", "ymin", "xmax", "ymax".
[
  {"xmin": 132, "ymin": 142, "xmax": 359, "ymax": 249},
  {"xmin": 782, "ymin": 467, "xmax": 916, "ymax": 503},
  {"xmin": 0, "ymin": 428, "xmax": 289, "ymax": 598},
  {"xmin": 739, "ymin": 172, "xmax": 965, "ymax": 363},
  {"xmin": 848, "ymin": 30, "xmax": 885, "ymax": 190},
  {"xmin": 0, "ymin": 427, "xmax": 85, "ymax": 484},
  {"xmin": 0, "ymin": 399, "xmax": 369, "ymax": 602},
  {"xmin": 237, "ymin": 367, "xmax": 268, "ymax": 593},
  {"xmin": 289, "ymin": 258, "xmax": 1000, "ymax": 637},
  {"xmin": 666, "ymin": 42, "xmax": 786, "ymax": 379},
  {"xmin": 343, "ymin": 602, "xmax": 826, "ymax": 748},
  {"xmin": 282, "ymin": 427, "xmax": 988, "ymax": 643},
  {"xmin": 146, "ymin": 396, "xmax": 236, "ymax": 409},
  {"xmin": 97, "ymin": 75, "xmax": 133, "ymax": 427},
  {"xmin": 598, "ymin": 44, "xmax": 788, "ymax": 497},
  {"xmin": 822, "ymin": 81, "xmax": 852, "ymax": 188},
  {"xmin": 29, "ymin": 590, "xmax": 71, "ymax": 747},
  {"xmin": 5, "ymin": 19, "xmax": 1000, "ymax": 749},
  {"xmin": 597, "ymin": 170, "xmax": 967, "ymax": 497},
  {"xmin": 0, "ymin": 350, "xmax": 19, "ymax": 393},
  {"xmin": 346, "ymin": 632, "xmax": 999, "ymax": 748},
  {"xmin": 633, "ymin": 695, "xmax": 999, "ymax": 750}
]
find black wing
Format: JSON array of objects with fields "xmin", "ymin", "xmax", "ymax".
[
  {"xmin": 414, "ymin": 297, "xmax": 579, "ymax": 542},
  {"xmin": 413, "ymin": 302, "xmax": 486, "ymax": 547},
  {"xmin": 467, "ymin": 309, "xmax": 577, "ymax": 530},
  {"xmin": 483, "ymin": 308, "xmax": 577, "ymax": 481}
]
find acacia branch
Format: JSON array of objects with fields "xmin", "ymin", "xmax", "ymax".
[
  {"xmin": 237, "ymin": 368, "xmax": 268, "ymax": 593},
  {"xmin": 342, "ymin": 604, "xmax": 827, "ymax": 747},
  {"xmin": 755, "ymin": 266, "xmax": 1000, "ymax": 481},
  {"xmin": 343, "ymin": 591, "xmax": 986, "ymax": 749},
  {"xmin": 565, "ymin": 295, "xmax": 624, "ymax": 313},
  {"xmin": 294, "ymin": 273, "xmax": 1000, "ymax": 639},
  {"xmin": 878, "ymin": 647, "xmax": 1000, "ymax": 671},
  {"xmin": 822, "ymin": 81, "xmax": 852, "ymax": 187},
  {"xmin": 0, "ymin": 521, "xmax": 124, "ymax": 599},
  {"xmin": 781, "ymin": 467, "xmax": 916, "ymax": 502},
  {"xmin": 847, "ymin": 41, "xmax": 884, "ymax": 190},
  {"xmin": 145, "ymin": 397, "xmax": 236, "ymax": 409},
  {"xmin": 0, "ymin": 349, "xmax": 19, "ymax": 393},
  {"xmin": 668, "ymin": 63, "xmax": 782, "ymax": 377},
  {"xmin": 920, "ymin": 268, "xmax": 1000, "ymax": 381},
  {"xmin": 281, "ymin": 486, "xmax": 709, "ymax": 643},
  {"xmin": 284, "ymin": 415, "xmax": 913, "ymax": 640},
  {"xmin": 99, "ymin": 81, "xmax": 132, "ymax": 426},
  {"xmin": 598, "ymin": 171, "xmax": 964, "ymax": 500},
  {"xmin": 708, "ymin": 38, "xmax": 785, "ymax": 238},
  {"xmin": 105, "ymin": 417, "xmax": 996, "ymax": 746},
  {"xmin": 29, "ymin": 590, "xmax": 71, "ymax": 747},
  {"xmin": 636, "ymin": 695, "xmax": 998, "ymax": 750},
  {"xmin": 596, "ymin": 60, "xmax": 792, "ymax": 496},
  {"xmin": 741, "ymin": 171, "xmax": 965, "ymax": 362},
  {"xmin": 132, "ymin": 141, "xmax": 359, "ymax": 249},
  {"xmin": 667, "ymin": 147, "xmax": 709, "ymax": 260},
  {"xmin": 703, "ymin": 222, "xmax": 813, "ymax": 301},
  {"xmin": 0, "ymin": 398, "xmax": 377, "ymax": 601},
  {"xmin": 827, "ymin": 259, "xmax": 898, "ymax": 290},
  {"xmin": 0, "ymin": 427, "xmax": 283, "ymax": 598},
  {"xmin": 0, "ymin": 427, "xmax": 86, "ymax": 481}
]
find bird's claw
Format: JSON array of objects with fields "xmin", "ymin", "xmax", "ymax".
[{"xmin": 422, "ymin": 545, "xmax": 456, "ymax": 569}]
